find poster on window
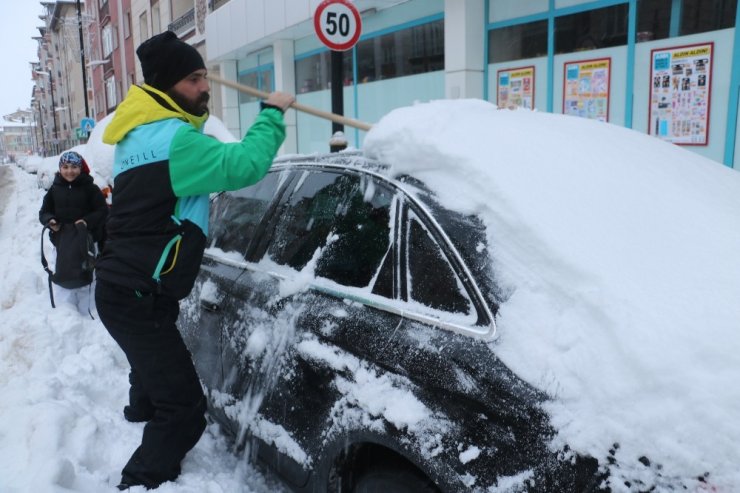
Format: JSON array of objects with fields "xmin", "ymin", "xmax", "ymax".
[
  {"xmin": 497, "ymin": 66, "xmax": 535, "ymax": 109},
  {"xmin": 649, "ymin": 42, "xmax": 712, "ymax": 145},
  {"xmin": 562, "ymin": 58, "xmax": 611, "ymax": 122}
]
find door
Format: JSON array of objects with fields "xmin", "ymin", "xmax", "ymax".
[{"xmin": 181, "ymin": 169, "xmax": 291, "ymax": 430}]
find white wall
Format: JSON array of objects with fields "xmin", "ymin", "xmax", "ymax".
[
  {"xmin": 445, "ymin": 0, "xmax": 484, "ymax": 99},
  {"xmin": 489, "ymin": 0, "xmax": 548, "ymax": 23},
  {"xmin": 555, "ymin": 0, "xmax": 597, "ymax": 8},
  {"xmin": 735, "ymin": 98, "xmax": 740, "ymax": 168},
  {"xmin": 207, "ymin": 0, "xmax": 321, "ymax": 61}
]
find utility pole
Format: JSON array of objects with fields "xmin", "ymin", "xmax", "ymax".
[
  {"xmin": 36, "ymin": 99, "xmax": 47, "ymax": 156},
  {"xmin": 76, "ymin": 0, "xmax": 90, "ymax": 118},
  {"xmin": 48, "ymin": 70, "xmax": 59, "ymax": 148}
]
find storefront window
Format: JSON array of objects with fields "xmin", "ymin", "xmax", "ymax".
[
  {"xmin": 680, "ymin": 0, "xmax": 736, "ymax": 35},
  {"xmin": 295, "ymin": 51, "xmax": 353, "ymax": 94},
  {"xmin": 238, "ymin": 69, "xmax": 273, "ymax": 104},
  {"xmin": 295, "ymin": 19, "xmax": 444, "ymax": 94},
  {"xmin": 488, "ymin": 20, "xmax": 548, "ymax": 63},
  {"xmin": 555, "ymin": 4, "xmax": 628, "ymax": 54},
  {"xmin": 636, "ymin": 0, "xmax": 672, "ymax": 42},
  {"xmin": 356, "ymin": 19, "xmax": 444, "ymax": 83}
]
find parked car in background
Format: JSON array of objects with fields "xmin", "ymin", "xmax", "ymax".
[
  {"xmin": 35, "ymin": 153, "xmax": 64, "ymax": 190},
  {"xmin": 35, "ymin": 144, "xmax": 113, "ymax": 194},
  {"xmin": 17, "ymin": 154, "xmax": 39, "ymax": 175},
  {"xmin": 179, "ymin": 152, "xmax": 602, "ymax": 492}
]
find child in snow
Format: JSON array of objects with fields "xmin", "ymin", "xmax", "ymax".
[{"xmin": 39, "ymin": 150, "xmax": 108, "ymax": 249}]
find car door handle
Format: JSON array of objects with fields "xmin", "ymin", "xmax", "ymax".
[{"xmin": 201, "ymin": 300, "xmax": 220, "ymax": 312}]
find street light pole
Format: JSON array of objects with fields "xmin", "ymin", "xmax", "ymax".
[{"xmin": 76, "ymin": 0, "xmax": 90, "ymax": 118}]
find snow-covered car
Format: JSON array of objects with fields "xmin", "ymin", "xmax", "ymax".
[
  {"xmin": 36, "ymin": 154, "xmax": 64, "ymax": 190},
  {"xmin": 36, "ymin": 136, "xmax": 115, "ymax": 192},
  {"xmin": 181, "ymin": 151, "xmax": 600, "ymax": 492},
  {"xmin": 17, "ymin": 154, "xmax": 39, "ymax": 174},
  {"xmin": 179, "ymin": 101, "xmax": 740, "ymax": 492}
]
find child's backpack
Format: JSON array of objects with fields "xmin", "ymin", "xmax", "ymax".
[{"xmin": 40, "ymin": 223, "xmax": 97, "ymax": 308}]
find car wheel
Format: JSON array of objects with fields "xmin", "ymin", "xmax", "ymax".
[{"xmin": 352, "ymin": 466, "xmax": 439, "ymax": 493}]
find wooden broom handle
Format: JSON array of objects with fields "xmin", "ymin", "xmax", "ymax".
[{"xmin": 208, "ymin": 74, "xmax": 373, "ymax": 132}]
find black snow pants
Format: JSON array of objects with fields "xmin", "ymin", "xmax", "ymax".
[{"xmin": 95, "ymin": 279, "xmax": 207, "ymax": 488}]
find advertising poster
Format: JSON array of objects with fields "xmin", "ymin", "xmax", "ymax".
[
  {"xmin": 563, "ymin": 58, "xmax": 611, "ymax": 122},
  {"xmin": 497, "ymin": 66, "xmax": 535, "ymax": 109},
  {"xmin": 649, "ymin": 43, "xmax": 712, "ymax": 145}
]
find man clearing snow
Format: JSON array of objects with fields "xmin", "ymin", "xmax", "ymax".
[{"xmin": 94, "ymin": 31, "xmax": 294, "ymax": 490}]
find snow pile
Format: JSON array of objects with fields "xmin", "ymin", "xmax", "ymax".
[
  {"xmin": 0, "ymin": 165, "xmax": 285, "ymax": 492},
  {"xmin": 365, "ymin": 100, "xmax": 740, "ymax": 490}
]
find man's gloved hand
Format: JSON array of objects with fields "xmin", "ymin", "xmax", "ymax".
[{"xmin": 263, "ymin": 92, "xmax": 295, "ymax": 113}]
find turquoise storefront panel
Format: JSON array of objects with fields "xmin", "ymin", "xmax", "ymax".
[{"xmin": 295, "ymin": 71, "xmax": 444, "ymax": 153}]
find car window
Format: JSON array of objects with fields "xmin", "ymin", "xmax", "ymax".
[
  {"xmin": 407, "ymin": 212, "xmax": 471, "ymax": 315},
  {"xmin": 208, "ymin": 171, "xmax": 284, "ymax": 256},
  {"xmin": 267, "ymin": 170, "xmax": 394, "ymax": 289}
]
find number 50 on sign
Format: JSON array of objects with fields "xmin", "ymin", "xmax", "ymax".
[{"xmin": 314, "ymin": 0, "xmax": 362, "ymax": 51}]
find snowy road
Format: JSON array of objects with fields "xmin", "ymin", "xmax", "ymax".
[{"xmin": 0, "ymin": 164, "xmax": 289, "ymax": 493}]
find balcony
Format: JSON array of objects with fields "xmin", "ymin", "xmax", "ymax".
[
  {"xmin": 168, "ymin": 8, "xmax": 195, "ymax": 36},
  {"xmin": 209, "ymin": 0, "xmax": 230, "ymax": 12},
  {"xmin": 98, "ymin": 0, "xmax": 110, "ymax": 24}
]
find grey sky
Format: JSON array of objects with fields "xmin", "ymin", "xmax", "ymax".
[{"xmin": 0, "ymin": 1, "xmax": 45, "ymax": 117}]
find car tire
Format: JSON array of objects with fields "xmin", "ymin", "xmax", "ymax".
[{"xmin": 352, "ymin": 466, "xmax": 438, "ymax": 493}]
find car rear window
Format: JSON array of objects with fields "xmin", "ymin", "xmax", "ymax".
[
  {"xmin": 267, "ymin": 170, "xmax": 394, "ymax": 289},
  {"xmin": 407, "ymin": 213, "xmax": 472, "ymax": 315}
]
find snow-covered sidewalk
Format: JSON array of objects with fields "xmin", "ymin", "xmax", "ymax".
[{"xmin": 0, "ymin": 164, "xmax": 285, "ymax": 493}]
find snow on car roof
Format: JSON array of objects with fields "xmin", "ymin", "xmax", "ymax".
[{"xmin": 364, "ymin": 99, "xmax": 740, "ymax": 489}]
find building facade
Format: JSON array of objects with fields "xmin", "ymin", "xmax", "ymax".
[
  {"xmin": 0, "ymin": 111, "xmax": 36, "ymax": 162},
  {"xmin": 30, "ymin": 0, "xmax": 740, "ymax": 170},
  {"xmin": 129, "ymin": 0, "xmax": 218, "ymax": 118},
  {"xmin": 33, "ymin": 0, "xmax": 91, "ymax": 155},
  {"xmin": 84, "ymin": 0, "xmax": 136, "ymax": 121},
  {"xmin": 205, "ymin": 0, "xmax": 740, "ymax": 169}
]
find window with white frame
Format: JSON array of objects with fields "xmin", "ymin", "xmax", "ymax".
[
  {"xmin": 124, "ymin": 11, "xmax": 131, "ymax": 39},
  {"xmin": 102, "ymin": 24, "xmax": 114, "ymax": 57},
  {"xmin": 152, "ymin": 2, "xmax": 161, "ymax": 35},
  {"xmin": 105, "ymin": 76, "xmax": 117, "ymax": 109},
  {"xmin": 139, "ymin": 12, "xmax": 148, "ymax": 41}
]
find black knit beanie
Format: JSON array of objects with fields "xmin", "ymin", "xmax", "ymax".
[{"xmin": 136, "ymin": 31, "xmax": 205, "ymax": 91}]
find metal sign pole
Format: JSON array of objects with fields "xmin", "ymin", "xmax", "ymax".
[{"xmin": 331, "ymin": 50, "xmax": 344, "ymax": 134}]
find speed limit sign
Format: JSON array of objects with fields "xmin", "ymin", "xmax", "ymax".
[{"xmin": 314, "ymin": 0, "xmax": 362, "ymax": 51}]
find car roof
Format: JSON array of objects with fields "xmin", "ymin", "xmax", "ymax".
[{"xmin": 274, "ymin": 150, "xmax": 389, "ymax": 174}]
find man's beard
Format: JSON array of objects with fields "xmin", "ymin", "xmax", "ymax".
[{"xmin": 167, "ymin": 88, "xmax": 210, "ymax": 117}]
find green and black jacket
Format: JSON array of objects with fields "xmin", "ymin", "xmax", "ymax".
[{"xmin": 95, "ymin": 83, "xmax": 286, "ymax": 299}]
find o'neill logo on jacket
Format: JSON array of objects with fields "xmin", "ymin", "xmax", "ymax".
[{"xmin": 121, "ymin": 150, "xmax": 158, "ymax": 169}]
